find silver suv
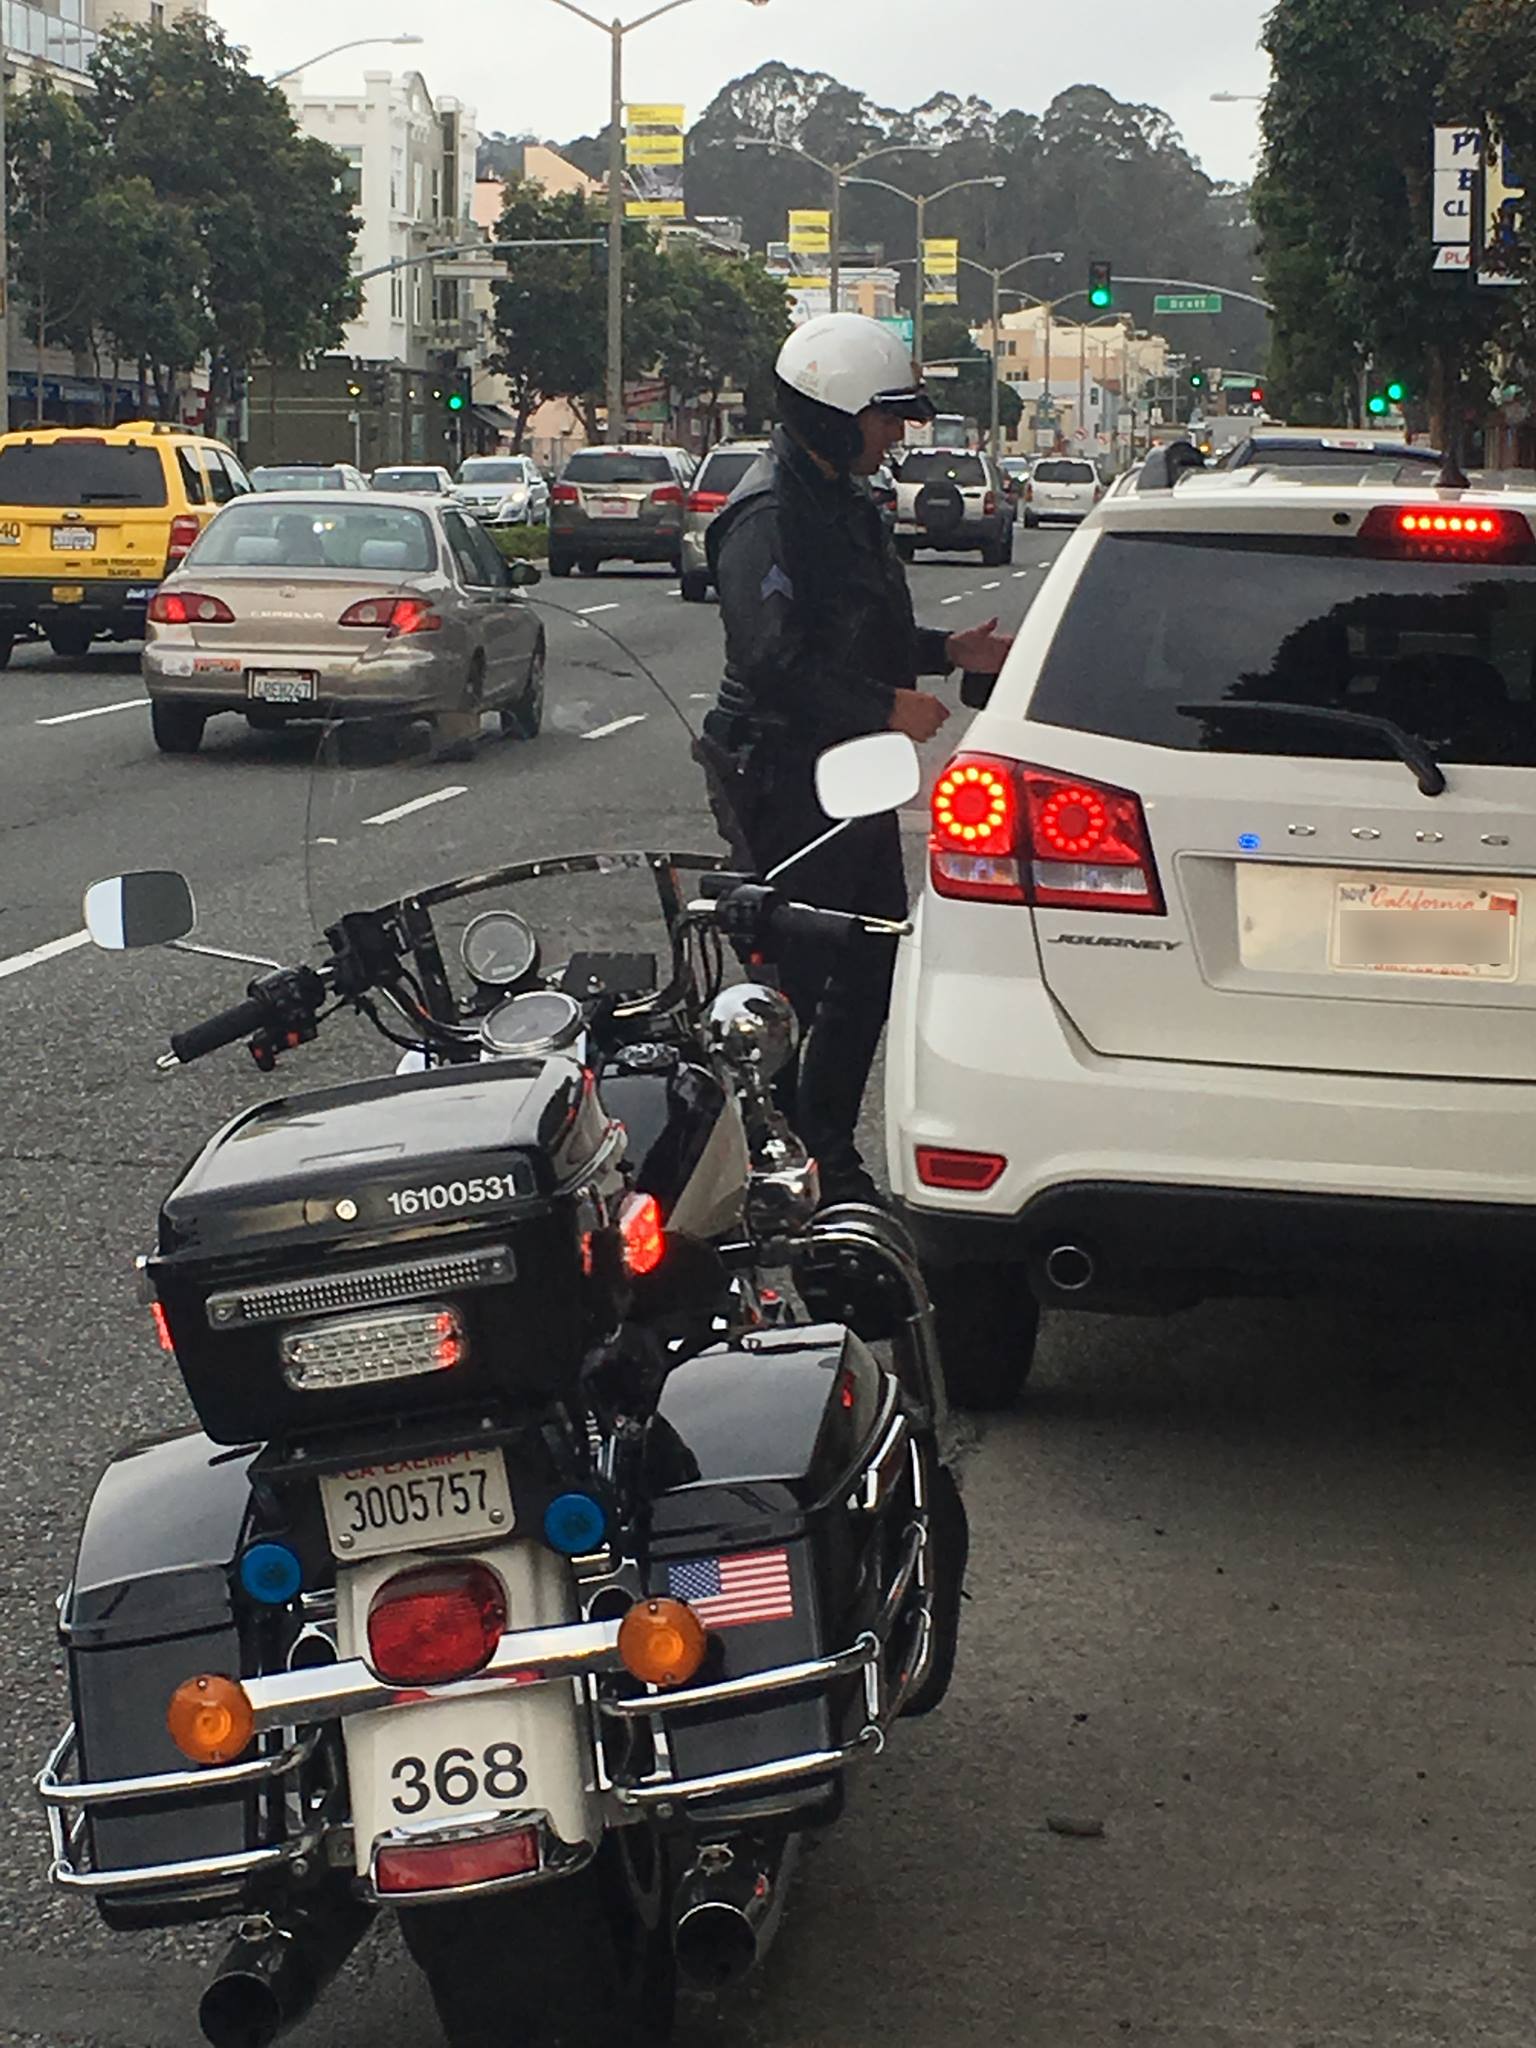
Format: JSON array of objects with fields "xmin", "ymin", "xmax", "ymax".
[
  {"xmin": 893, "ymin": 448, "xmax": 1014, "ymax": 565},
  {"xmin": 549, "ymin": 447, "xmax": 690, "ymax": 578},
  {"xmin": 679, "ymin": 441, "xmax": 770, "ymax": 602}
]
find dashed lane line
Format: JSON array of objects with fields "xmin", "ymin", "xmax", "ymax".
[
  {"xmin": 577, "ymin": 603, "xmax": 621, "ymax": 616},
  {"xmin": 34, "ymin": 699, "xmax": 143, "ymax": 727},
  {"xmin": 0, "ymin": 929, "xmax": 91, "ymax": 982},
  {"xmin": 363, "ymin": 786, "xmax": 467, "ymax": 827},
  {"xmin": 582, "ymin": 714, "xmax": 647, "ymax": 741}
]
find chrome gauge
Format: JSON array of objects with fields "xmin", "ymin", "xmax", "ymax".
[
  {"xmin": 461, "ymin": 910, "xmax": 540, "ymax": 989},
  {"xmin": 479, "ymin": 988, "xmax": 585, "ymax": 1056}
]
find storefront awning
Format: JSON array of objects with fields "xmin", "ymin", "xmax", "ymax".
[{"xmin": 473, "ymin": 404, "xmax": 518, "ymax": 430}]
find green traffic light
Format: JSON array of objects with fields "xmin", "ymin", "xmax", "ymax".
[
  {"xmin": 447, "ymin": 393, "xmax": 466, "ymax": 412},
  {"xmin": 1090, "ymin": 287, "xmax": 1112, "ymax": 309},
  {"xmin": 1367, "ymin": 394, "xmax": 1389, "ymax": 416},
  {"xmin": 1385, "ymin": 380, "xmax": 1406, "ymax": 405}
]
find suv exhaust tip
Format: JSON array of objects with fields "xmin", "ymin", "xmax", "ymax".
[{"xmin": 1042, "ymin": 1244, "xmax": 1096, "ymax": 1295}]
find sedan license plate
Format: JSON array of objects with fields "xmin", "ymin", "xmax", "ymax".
[
  {"xmin": 594, "ymin": 497, "xmax": 639, "ymax": 519},
  {"xmin": 1330, "ymin": 880, "xmax": 1519, "ymax": 980},
  {"xmin": 320, "ymin": 1449, "xmax": 515, "ymax": 1559},
  {"xmin": 248, "ymin": 670, "xmax": 317, "ymax": 704},
  {"xmin": 51, "ymin": 526, "xmax": 96, "ymax": 550}
]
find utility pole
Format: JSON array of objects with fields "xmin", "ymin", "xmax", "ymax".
[
  {"xmin": 606, "ymin": 19, "xmax": 624, "ymax": 443},
  {"xmin": 0, "ymin": 51, "xmax": 9, "ymax": 435}
]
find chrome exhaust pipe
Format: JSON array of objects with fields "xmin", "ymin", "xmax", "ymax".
[
  {"xmin": 673, "ymin": 1836, "xmax": 800, "ymax": 1988},
  {"xmin": 1043, "ymin": 1243, "xmax": 1095, "ymax": 1294},
  {"xmin": 199, "ymin": 1895, "xmax": 375, "ymax": 2048}
]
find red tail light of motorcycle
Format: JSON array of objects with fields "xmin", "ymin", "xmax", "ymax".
[
  {"xmin": 148, "ymin": 590, "xmax": 234, "ymax": 625},
  {"xmin": 367, "ymin": 1561, "xmax": 507, "ymax": 1685},
  {"xmin": 338, "ymin": 596, "xmax": 442, "ymax": 635},
  {"xmin": 930, "ymin": 754, "xmax": 1164, "ymax": 914},
  {"xmin": 374, "ymin": 1821, "xmax": 541, "ymax": 1895},
  {"xmin": 619, "ymin": 1192, "xmax": 666, "ymax": 1276},
  {"xmin": 280, "ymin": 1305, "xmax": 465, "ymax": 1392}
]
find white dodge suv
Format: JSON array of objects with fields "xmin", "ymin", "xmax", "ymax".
[{"xmin": 888, "ymin": 450, "xmax": 1536, "ymax": 1406}]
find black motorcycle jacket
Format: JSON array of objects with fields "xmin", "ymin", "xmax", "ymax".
[{"xmin": 705, "ymin": 427, "xmax": 953, "ymax": 752}]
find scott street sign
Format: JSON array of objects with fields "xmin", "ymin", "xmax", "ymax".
[{"xmin": 1154, "ymin": 292, "xmax": 1223, "ymax": 314}]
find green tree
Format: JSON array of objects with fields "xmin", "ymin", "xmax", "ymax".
[
  {"xmin": 922, "ymin": 307, "xmax": 1023, "ymax": 437},
  {"xmin": 651, "ymin": 246, "xmax": 790, "ymax": 444}
]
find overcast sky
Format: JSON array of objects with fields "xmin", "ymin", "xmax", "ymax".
[{"xmin": 215, "ymin": 0, "xmax": 1272, "ymax": 186}]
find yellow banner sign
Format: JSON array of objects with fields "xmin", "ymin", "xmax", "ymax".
[
  {"xmin": 625, "ymin": 104, "xmax": 685, "ymax": 217},
  {"xmin": 788, "ymin": 209, "xmax": 831, "ymax": 256},
  {"xmin": 923, "ymin": 238, "xmax": 959, "ymax": 305}
]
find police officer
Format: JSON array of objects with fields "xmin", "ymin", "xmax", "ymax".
[{"xmin": 699, "ymin": 314, "xmax": 1013, "ymax": 1207}]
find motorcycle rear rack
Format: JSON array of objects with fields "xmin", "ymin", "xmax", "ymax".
[{"xmin": 36, "ymin": 1433, "xmax": 934, "ymax": 1900}]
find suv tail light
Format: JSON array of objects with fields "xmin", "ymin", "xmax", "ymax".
[
  {"xmin": 982, "ymin": 492, "xmax": 997, "ymax": 516},
  {"xmin": 550, "ymin": 483, "xmax": 580, "ymax": 504},
  {"xmin": 367, "ymin": 1561, "xmax": 507, "ymax": 1685},
  {"xmin": 338, "ymin": 596, "xmax": 442, "ymax": 635},
  {"xmin": 649, "ymin": 484, "xmax": 684, "ymax": 507},
  {"xmin": 147, "ymin": 590, "xmax": 235, "ymax": 625},
  {"xmin": 930, "ymin": 754, "xmax": 1163, "ymax": 915},
  {"xmin": 1359, "ymin": 503, "xmax": 1533, "ymax": 559},
  {"xmin": 687, "ymin": 490, "xmax": 728, "ymax": 514},
  {"xmin": 166, "ymin": 514, "xmax": 200, "ymax": 566}
]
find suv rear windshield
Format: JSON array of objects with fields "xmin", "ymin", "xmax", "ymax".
[
  {"xmin": 188, "ymin": 502, "xmax": 437, "ymax": 574},
  {"xmin": 1033, "ymin": 460, "xmax": 1094, "ymax": 484},
  {"xmin": 563, "ymin": 453, "xmax": 672, "ymax": 484},
  {"xmin": 1030, "ymin": 532, "xmax": 1536, "ymax": 768},
  {"xmin": 372, "ymin": 470, "xmax": 442, "ymax": 492},
  {"xmin": 0, "ymin": 441, "xmax": 167, "ymax": 507},
  {"xmin": 696, "ymin": 451, "xmax": 759, "ymax": 496},
  {"xmin": 458, "ymin": 461, "xmax": 529, "ymax": 483},
  {"xmin": 898, "ymin": 452, "xmax": 986, "ymax": 485},
  {"xmin": 250, "ymin": 466, "xmax": 346, "ymax": 491}
]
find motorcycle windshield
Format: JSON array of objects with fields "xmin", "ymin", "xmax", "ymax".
[{"xmin": 302, "ymin": 589, "xmax": 737, "ymax": 1000}]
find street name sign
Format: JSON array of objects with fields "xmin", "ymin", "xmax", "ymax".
[{"xmin": 1153, "ymin": 293, "xmax": 1222, "ymax": 315}]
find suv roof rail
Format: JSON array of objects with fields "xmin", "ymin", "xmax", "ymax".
[{"xmin": 1137, "ymin": 440, "xmax": 1207, "ymax": 492}]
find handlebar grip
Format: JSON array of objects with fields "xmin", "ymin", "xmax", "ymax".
[
  {"xmin": 168, "ymin": 993, "xmax": 274, "ymax": 1065},
  {"xmin": 764, "ymin": 902, "xmax": 862, "ymax": 947}
]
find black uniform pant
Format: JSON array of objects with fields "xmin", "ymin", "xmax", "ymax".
[{"xmin": 698, "ymin": 733, "xmax": 908, "ymax": 1186}]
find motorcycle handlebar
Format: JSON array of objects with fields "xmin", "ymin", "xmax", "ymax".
[{"xmin": 168, "ymin": 993, "xmax": 276, "ymax": 1065}]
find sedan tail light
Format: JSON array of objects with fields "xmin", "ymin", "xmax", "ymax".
[
  {"xmin": 148, "ymin": 590, "xmax": 235, "ymax": 624},
  {"xmin": 550, "ymin": 483, "xmax": 580, "ymax": 505},
  {"xmin": 338, "ymin": 596, "xmax": 442, "ymax": 635},
  {"xmin": 687, "ymin": 490, "xmax": 729, "ymax": 515},
  {"xmin": 367, "ymin": 1561, "xmax": 507, "ymax": 1684},
  {"xmin": 649, "ymin": 484, "xmax": 684, "ymax": 507},
  {"xmin": 166, "ymin": 514, "xmax": 200, "ymax": 567},
  {"xmin": 930, "ymin": 754, "xmax": 1164, "ymax": 914}
]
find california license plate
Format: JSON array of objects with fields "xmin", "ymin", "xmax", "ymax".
[
  {"xmin": 248, "ymin": 670, "xmax": 317, "ymax": 703},
  {"xmin": 51, "ymin": 526, "xmax": 96, "ymax": 550},
  {"xmin": 320, "ymin": 1448, "xmax": 515, "ymax": 1559},
  {"xmin": 1330, "ymin": 880, "xmax": 1520, "ymax": 979},
  {"xmin": 594, "ymin": 497, "xmax": 639, "ymax": 519}
]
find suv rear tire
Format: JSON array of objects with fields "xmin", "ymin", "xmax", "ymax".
[
  {"xmin": 151, "ymin": 700, "xmax": 206, "ymax": 755},
  {"xmin": 549, "ymin": 549, "xmax": 574, "ymax": 578},
  {"xmin": 926, "ymin": 1261, "xmax": 1039, "ymax": 1410},
  {"xmin": 679, "ymin": 569, "xmax": 709, "ymax": 603},
  {"xmin": 895, "ymin": 536, "xmax": 916, "ymax": 562}
]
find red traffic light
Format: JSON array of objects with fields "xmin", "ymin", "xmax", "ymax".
[{"xmin": 1249, "ymin": 385, "xmax": 1265, "ymax": 406}]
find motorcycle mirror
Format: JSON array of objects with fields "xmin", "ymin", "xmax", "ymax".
[
  {"xmin": 814, "ymin": 731, "xmax": 921, "ymax": 822},
  {"xmin": 507, "ymin": 559, "xmax": 542, "ymax": 588},
  {"xmin": 82, "ymin": 870, "xmax": 196, "ymax": 951}
]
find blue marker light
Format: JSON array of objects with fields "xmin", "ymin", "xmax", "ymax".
[
  {"xmin": 1238, "ymin": 832, "xmax": 1262, "ymax": 853},
  {"xmin": 239, "ymin": 1542, "xmax": 303, "ymax": 1606},
  {"xmin": 544, "ymin": 1492, "xmax": 607, "ymax": 1557}
]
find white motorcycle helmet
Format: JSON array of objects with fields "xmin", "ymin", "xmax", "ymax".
[{"xmin": 774, "ymin": 313, "xmax": 934, "ymax": 466}]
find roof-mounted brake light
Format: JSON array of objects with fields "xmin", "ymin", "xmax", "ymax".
[{"xmin": 1359, "ymin": 505, "xmax": 1533, "ymax": 556}]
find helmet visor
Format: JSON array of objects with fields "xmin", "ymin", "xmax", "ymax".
[{"xmin": 870, "ymin": 384, "xmax": 937, "ymax": 424}]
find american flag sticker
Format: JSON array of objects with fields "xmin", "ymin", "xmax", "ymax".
[{"xmin": 666, "ymin": 1549, "xmax": 795, "ymax": 1630}]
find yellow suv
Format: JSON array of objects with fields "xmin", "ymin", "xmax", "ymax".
[{"xmin": 0, "ymin": 422, "xmax": 252, "ymax": 662}]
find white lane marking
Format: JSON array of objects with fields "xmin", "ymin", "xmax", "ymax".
[
  {"xmin": 1012, "ymin": 569, "xmax": 1030, "ymax": 578},
  {"xmin": 0, "ymin": 928, "xmax": 91, "ymax": 981},
  {"xmin": 690, "ymin": 692, "xmax": 711, "ymax": 701},
  {"xmin": 939, "ymin": 593, "xmax": 972, "ymax": 606},
  {"xmin": 982, "ymin": 580, "xmax": 1002, "ymax": 591},
  {"xmin": 363, "ymin": 785, "xmax": 467, "ymax": 827},
  {"xmin": 35, "ymin": 699, "xmax": 143, "ymax": 727},
  {"xmin": 577, "ymin": 602, "xmax": 620, "ymax": 616},
  {"xmin": 667, "ymin": 589, "xmax": 682, "ymax": 598},
  {"xmin": 582, "ymin": 714, "xmax": 647, "ymax": 741}
]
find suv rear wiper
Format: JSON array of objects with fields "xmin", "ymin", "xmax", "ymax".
[
  {"xmin": 1175, "ymin": 700, "xmax": 1447, "ymax": 798},
  {"xmin": 76, "ymin": 490, "xmax": 140, "ymax": 503}
]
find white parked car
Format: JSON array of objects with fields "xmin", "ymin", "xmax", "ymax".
[
  {"xmin": 453, "ymin": 455, "xmax": 550, "ymax": 527},
  {"xmin": 1022, "ymin": 455, "xmax": 1102, "ymax": 526},
  {"xmin": 888, "ymin": 454, "xmax": 1536, "ymax": 1405}
]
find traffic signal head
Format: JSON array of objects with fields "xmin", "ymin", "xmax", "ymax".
[
  {"xmin": 446, "ymin": 390, "xmax": 466, "ymax": 413},
  {"xmin": 346, "ymin": 378, "xmax": 362, "ymax": 400},
  {"xmin": 1385, "ymin": 379, "xmax": 1406, "ymax": 405},
  {"xmin": 1367, "ymin": 392, "xmax": 1389, "ymax": 416},
  {"xmin": 1249, "ymin": 384, "xmax": 1265, "ymax": 406},
  {"xmin": 1189, "ymin": 363, "xmax": 1206, "ymax": 390},
  {"xmin": 1088, "ymin": 260, "xmax": 1113, "ymax": 311}
]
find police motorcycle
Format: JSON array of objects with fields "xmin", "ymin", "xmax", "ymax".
[{"xmin": 36, "ymin": 711, "xmax": 967, "ymax": 2048}]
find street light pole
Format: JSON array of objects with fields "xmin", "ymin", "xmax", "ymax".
[
  {"xmin": 842, "ymin": 173, "xmax": 1005, "ymax": 368},
  {"xmin": 267, "ymin": 33, "xmax": 424, "ymax": 85},
  {"xmin": 734, "ymin": 138, "xmax": 940, "ymax": 323}
]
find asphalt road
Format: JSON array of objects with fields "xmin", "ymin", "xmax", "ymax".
[{"xmin": 2, "ymin": 525, "xmax": 1532, "ymax": 2048}]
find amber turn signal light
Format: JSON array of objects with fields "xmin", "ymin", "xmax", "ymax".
[
  {"xmin": 618, "ymin": 1597, "xmax": 707, "ymax": 1688},
  {"xmin": 166, "ymin": 1673, "xmax": 255, "ymax": 1765}
]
